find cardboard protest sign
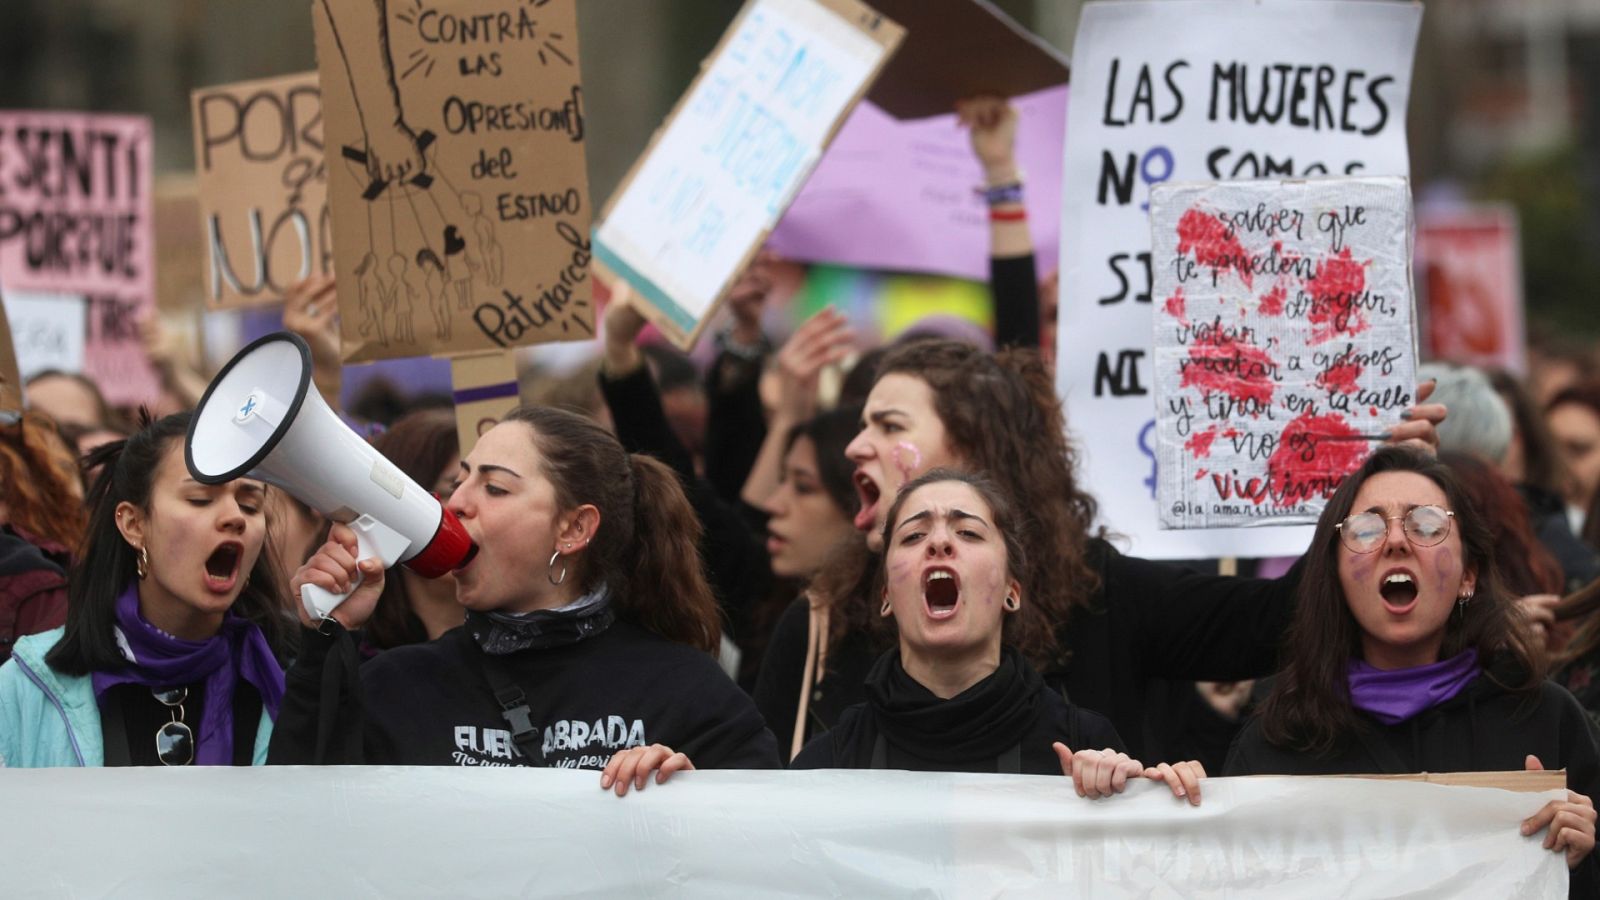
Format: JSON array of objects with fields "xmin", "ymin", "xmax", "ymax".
[
  {"xmin": 449, "ymin": 350, "xmax": 518, "ymax": 456},
  {"xmin": 1054, "ymin": 1, "xmax": 1421, "ymax": 558},
  {"xmin": 593, "ymin": 0, "xmax": 904, "ymax": 350},
  {"xmin": 192, "ymin": 72, "xmax": 332, "ymax": 309},
  {"xmin": 0, "ymin": 111, "xmax": 157, "ymax": 404},
  {"xmin": 1150, "ymin": 176, "xmax": 1416, "ymax": 530},
  {"xmin": 1416, "ymin": 205, "xmax": 1525, "ymax": 374},
  {"xmin": 154, "ymin": 177, "xmax": 207, "ymax": 314},
  {"xmin": 766, "ymin": 85, "xmax": 1067, "ymax": 281},
  {"xmin": 313, "ymin": 0, "xmax": 592, "ymax": 363},
  {"xmin": 863, "ymin": 0, "xmax": 1068, "ymax": 121},
  {"xmin": 0, "ymin": 284, "xmax": 23, "ymax": 415}
]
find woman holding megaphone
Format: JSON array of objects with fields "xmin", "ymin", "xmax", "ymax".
[
  {"xmin": 268, "ymin": 406, "xmax": 780, "ymax": 776},
  {"xmin": 0, "ymin": 411, "xmax": 293, "ymax": 767}
]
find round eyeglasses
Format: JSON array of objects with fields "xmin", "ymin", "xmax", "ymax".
[
  {"xmin": 152, "ymin": 686, "xmax": 194, "ymax": 766},
  {"xmin": 1335, "ymin": 505, "xmax": 1455, "ymax": 554}
]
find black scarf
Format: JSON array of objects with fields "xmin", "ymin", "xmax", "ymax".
[
  {"xmin": 855, "ymin": 645, "xmax": 1042, "ymax": 766},
  {"xmin": 467, "ymin": 585, "xmax": 614, "ymax": 655}
]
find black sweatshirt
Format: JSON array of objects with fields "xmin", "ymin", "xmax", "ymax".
[
  {"xmin": 790, "ymin": 648, "xmax": 1123, "ymax": 774},
  {"xmin": 269, "ymin": 621, "xmax": 780, "ymax": 770},
  {"xmin": 757, "ymin": 539, "xmax": 1301, "ymax": 762},
  {"xmin": 1225, "ymin": 673, "xmax": 1600, "ymax": 898}
]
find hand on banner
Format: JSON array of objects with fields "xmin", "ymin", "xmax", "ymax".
[
  {"xmin": 291, "ymin": 521, "xmax": 386, "ymax": 629},
  {"xmin": 600, "ymin": 743, "xmax": 695, "ymax": 797},
  {"xmin": 1053, "ymin": 742, "xmax": 1145, "ymax": 800},
  {"xmin": 1142, "ymin": 760, "xmax": 1207, "ymax": 806},
  {"xmin": 1385, "ymin": 378, "xmax": 1446, "ymax": 454},
  {"xmin": 600, "ymin": 290, "xmax": 648, "ymax": 378},
  {"xmin": 1522, "ymin": 755, "xmax": 1597, "ymax": 869},
  {"xmin": 774, "ymin": 307, "xmax": 853, "ymax": 424},
  {"xmin": 956, "ymin": 95, "xmax": 1019, "ymax": 185}
]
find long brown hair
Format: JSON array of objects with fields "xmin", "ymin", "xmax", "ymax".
[
  {"xmin": 365, "ymin": 409, "xmax": 458, "ymax": 650},
  {"xmin": 504, "ymin": 406, "xmax": 719, "ymax": 653},
  {"xmin": 0, "ymin": 411, "xmax": 87, "ymax": 552},
  {"xmin": 1439, "ymin": 451, "xmax": 1564, "ymax": 596},
  {"xmin": 829, "ymin": 339, "xmax": 1099, "ymax": 670},
  {"xmin": 1257, "ymin": 446, "xmax": 1544, "ymax": 756}
]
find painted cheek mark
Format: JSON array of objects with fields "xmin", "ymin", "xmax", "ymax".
[
  {"xmin": 1346, "ymin": 552, "xmax": 1376, "ymax": 586},
  {"xmin": 891, "ymin": 442, "xmax": 923, "ymax": 480},
  {"xmin": 1433, "ymin": 547, "xmax": 1457, "ymax": 590}
]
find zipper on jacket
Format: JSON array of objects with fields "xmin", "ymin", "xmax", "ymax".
[{"xmin": 13, "ymin": 655, "xmax": 86, "ymax": 766}]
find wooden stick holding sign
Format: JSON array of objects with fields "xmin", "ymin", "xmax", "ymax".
[
  {"xmin": 0, "ymin": 283, "xmax": 24, "ymax": 416},
  {"xmin": 592, "ymin": 0, "xmax": 904, "ymax": 350},
  {"xmin": 450, "ymin": 351, "xmax": 520, "ymax": 456}
]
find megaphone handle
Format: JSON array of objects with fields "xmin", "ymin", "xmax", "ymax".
[{"xmin": 300, "ymin": 515, "xmax": 413, "ymax": 623}]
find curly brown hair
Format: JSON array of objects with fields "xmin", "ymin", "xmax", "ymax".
[
  {"xmin": 0, "ymin": 411, "xmax": 87, "ymax": 552},
  {"xmin": 820, "ymin": 339, "xmax": 1101, "ymax": 672}
]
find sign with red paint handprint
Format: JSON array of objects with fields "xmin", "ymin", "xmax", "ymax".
[{"xmin": 1150, "ymin": 176, "xmax": 1416, "ymax": 530}]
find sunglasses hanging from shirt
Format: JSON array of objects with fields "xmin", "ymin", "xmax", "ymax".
[{"xmin": 152, "ymin": 686, "xmax": 195, "ymax": 766}]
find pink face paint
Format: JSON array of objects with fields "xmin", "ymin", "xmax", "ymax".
[{"xmin": 891, "ymin": 442, "xmax": 923, "ymax": 481}]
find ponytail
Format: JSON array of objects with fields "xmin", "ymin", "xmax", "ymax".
[{"xmin": 619, "ymin": 455, "xmax": 720, "ymax": 653}]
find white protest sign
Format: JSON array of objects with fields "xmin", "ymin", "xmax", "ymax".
[
  {"xmin": 1151, "ymin": 177, "xmax": 1416, "ymax": 530},
  {"xmin": 0, "ymin": 769, "xmax": 1565, "ymax": 897},
  {"xmin": 593, "ymin": 0, "xmax": 903, "ymax": 348},
  {"xmin": 0, "ymin": 289, "xmax": 88, "ymax": 378},
  {"xmin": 1055, "ymin": 0, "xmax": 1421, "ymax": 557}
]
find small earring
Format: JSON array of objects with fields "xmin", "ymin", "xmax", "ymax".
[
  {"xmin": 879, "ymin": 597, "xmax": 892, "ymax": 617},
  {"xmin": 547, "ymin": 549, "xmax": 567, "ymax": 586},
  {"xmin": 136, "ymin": 546, "xmax": 149, "ymax": 580},
  {"xmin": 1004, "ymin": 594, "xmax": 1020, "ymax": 612}
]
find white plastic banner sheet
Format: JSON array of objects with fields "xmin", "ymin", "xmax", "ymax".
[
  {"xmin": 1054, "ymin": 0, "xmax": 1421, "ymax": 558},
  {"xmin": 0, "ymin": 768, "xmax": 1565, "ymax": 897}
]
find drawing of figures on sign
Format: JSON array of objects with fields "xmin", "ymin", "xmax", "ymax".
[
  {"xmin": 191, "ymin": 72, "xmax": 333, "ymax": 309},
  {"xmin": 314, "ymin": 0, "xmax": 593, "ymax": 363},
  {"xmin": 1149, "ymin": 176, "xmax": 1417, "ymax": 530}
]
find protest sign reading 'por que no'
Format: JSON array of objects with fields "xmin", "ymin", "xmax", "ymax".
[{"xmin": 1151, "ymin": 176, "xmax": 1415, "ymax": 530}]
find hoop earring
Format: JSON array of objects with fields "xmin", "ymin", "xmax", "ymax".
[
  {"xmin": 136, "ymin": 545, "xmax": 149, "ymax": 580},
  {"xmin": 879, "ymin": 597, "xmax": 891, "ymax": 617},
  {"xmin": 547, "ymin": 549, "xmax": 567, "ymax": 586},
  {"xmin": 1004, "ymin": 594, "xmax": 1020, "ymax": 612}
]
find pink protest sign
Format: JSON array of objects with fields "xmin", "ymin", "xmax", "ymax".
[
  {"xmin": 1416, "ymin": 205, "xmax": 1525, "ymax": 374},
  {"xmin": 1149, "ymin": 176, "xmax": 1417, "ymax": 530},
  {"xmin": 0, "ymin": 111, "xmax": 157, "ymax": 403},
  {"xmin": 766, "ymin": 85, "xmax": 1065, "ymax": 281}
]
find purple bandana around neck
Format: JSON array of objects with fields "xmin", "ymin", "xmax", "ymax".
[
  {"xmin": 1347, "ymin": 649, "xmax": 1481, "ymax": 726},
  {"xmin": 90, "ymin": 583, "xmax": 285, "ymax": 765}
]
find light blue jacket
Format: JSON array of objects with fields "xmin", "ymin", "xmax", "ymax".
[{"xmin": 0, "ymin": 628, "xmax": 272, "ymax": 767}]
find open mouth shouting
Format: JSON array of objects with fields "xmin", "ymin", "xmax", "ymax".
[
  {"xmin": 1378, "ymin": 567, "xmax": 1419, "ymax": 615},
  {"xmin": 923, "ymin": 565, "xmax": 960, "ymax": 620},
  {"xmin": 203, "ymin": 541, "xmax": 244, "ymax": 594},
  {"xmin": 853, "ymin": 470, "xmax": 882, "ymax": 532}
]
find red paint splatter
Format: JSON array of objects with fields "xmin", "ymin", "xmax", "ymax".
[
  {"xmin": 1185, "ymin": 425, "xmax": 1220, "ymax": 457},
  {"xmin": 1258, "ymin": 284, "xmax": 1286, "ymax": 317},
  {"xmin": 1266, "ymin": 413, "xmax": 1369, "ymax": 505},
  {"xmin": 1180, "ymin": 331, "xmax": 1278, "ymax": 407},
  {"xmin": 1164, "ymin": 288, "xmax": 1187, "ymax": 323},
  {"xmin": 1223, "ymin": 427, "xmax": 1239, "ymax": 439},
  {"xmin": 1315, "ymin": 361, "xmax": 1363, "ymax": 394},
  {"xmin": 1195, "ymin": 468, "xmax": 1209, "ymax": 480},
  {"xmin": 1305, "ymin": 249, "xmax": 1369, "ymax": 344},
  {"xmin": 1369, "ymin": 407, "xmax": 1378, "ymax": 416},
  {"xmin": 1177, "ymin": 209, "xmax": 1254, "ymax": 289}
]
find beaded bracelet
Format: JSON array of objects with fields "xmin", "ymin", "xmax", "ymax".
[{"xmin": 978, "ymin": 181, "xmax": 1025, "ymax": 206}]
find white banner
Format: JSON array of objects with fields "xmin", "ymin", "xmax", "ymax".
[
  {"xmin": 0, "ymin": 769, "xmax": 1564, "ymax": 897},
  {"xmin": 1054, "ymin": 0, "xmax": 1421, "ymax": 558}
]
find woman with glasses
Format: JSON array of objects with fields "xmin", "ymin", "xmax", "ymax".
[
  {"xmin": 1225, "ymin": 446, "xmax": 1599, "ymax": 893},
  {"xmin": 0, "ymin": 412, "xmax": 292, "ymax": 767}
]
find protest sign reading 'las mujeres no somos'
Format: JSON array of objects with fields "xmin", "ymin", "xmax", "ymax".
[
  {"xmin": 315, "ymin": 0, "xmax": 592, "ymax": 363},
  {"xmin": 192, "ymin": 72, "xmax": 331, "ymax": 309},
  {"xmin": 1151, "ymin": 177, "xmax": 1415, "ymax": 529},
  {"xmin": 0, "ymin": 111, "xmax": 157, "ymax": 404},
  {"xmin": 1055, "ymin": 0, "xmax": 1421, "ymax": 558}
]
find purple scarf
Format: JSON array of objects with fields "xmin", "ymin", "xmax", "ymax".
[
  {"xmin": 1347, "ymin": 649, "xmax": 1481, "ymax": 726},
  {"xmin": 91, "ymin": 584, "xmax": 285, "ymax": 765}
]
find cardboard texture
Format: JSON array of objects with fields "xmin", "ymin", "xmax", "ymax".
[
  {"xmin": 449, "ymin": 350, "xmax": 519, "ymax": 456},
  {"xmin": 313, "ymin": 0, "xmax": 593, "ymax": 364},
  {"xmin": 0, "ymin": 110, "xmax": 159, "ymax": 403},
  {"xmin": 1344, "ymin": 770, "xmax": 1567, "ymax": 794},
  {"xmin": 864, "ymin": 0, "xmax": 1068, "ymax": 120},
  {"xmin": 192, "ymin": 72, "xmax": 332, "ymax": 309},
  {"xmin": 0, "ymin": 284, "xmax": 23, "ymax": 414},
  {"xmin": 593, "ymin": 0, "xmax": 903, "ymax": 350},
  {"xmin": 154, "ymin": 177, "xmax": 206, "ymax": 313}
]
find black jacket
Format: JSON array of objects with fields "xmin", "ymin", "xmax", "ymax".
[
  {"xmin": 758, "ymin": 540, "xmax": 1301, "ymax": 761},
  {"xmin": 790, "ymin": 648, "xmax": 1123, "ymax": 774},
  {"xmin": 1225, "ymin": 674, "xmax": 1600, "ymax": 898},
  {"xmin": 269, "ymin": 620, "xmax": 780, "ymax": 770}
]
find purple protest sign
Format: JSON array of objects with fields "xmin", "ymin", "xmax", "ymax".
[{"xmin": 766, "ymin": 85, "xmax": 1066, "ymax": 281}]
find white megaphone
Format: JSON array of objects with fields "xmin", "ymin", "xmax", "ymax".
[{"xmin": 185, "ymin": 332, "xmax": 476, "ymax": 621}]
